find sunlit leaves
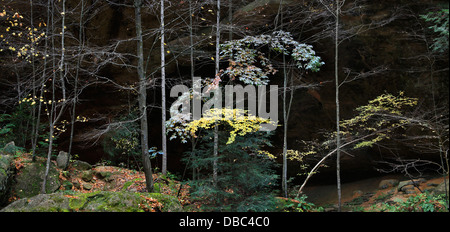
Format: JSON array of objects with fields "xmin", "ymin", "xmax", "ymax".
[
  {"xmin": 185, "ymin": 108, "xmax": 276, "ymax": 145},
  {"xmin": 341, "ymin": 92, "xmax": 418, "ymax": 130},
  {"xmin": 167, "ymin": 31, "xmax": 323, "ymax": 145},
  {"xmin": 339, "ymin": 92, "xmax": 418, "ymax": 149},
  {"xmin": 1, "ymin": 5, "xmax": 46, "ymax": 60}
]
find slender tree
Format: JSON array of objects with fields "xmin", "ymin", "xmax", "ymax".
[
  {"xmin": 42, "ymin": 0, "xmax": 68, "ymax": 193},
  {"xmin": 31, "ymin": 0, "xmax": 49, "ymax": 161},
  {"xmin": 160, "ymin": 0, "xmax": 168, "ymax": 175},
  {"xmin": 134, "ymin": 0, "xmax": 154, "ymax": 192},
  {"xmin": 309, "ymin": 0, "xmax": 343, "ymax": 211},
  {"xmin": 228, "ymin": 0, "xmax": 233, "ymax": 40},
  {"xmin": 189, "ymin": 0, "xmax": 198, "ymax": 180},
  {"xmin": 334, "ymin": 0, "xmax": 342, "ymax": 212},
  {"xmin": 29, "ymin": 0, "xmax": 37, "ymax": 153},
  {"xmin": 68, "ymin": 0, "xmax": 86, "ymax": 158},
  {"xmin": 213, "ymin": 0, "xmax": 221, "ymax": 186},
  {"xmin": 276, "ymin": 0, "xmax": 289, "ymax": 198}
]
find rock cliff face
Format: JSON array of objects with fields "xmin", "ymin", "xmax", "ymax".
[{"xmin": 3, "ymin": 0, "xmax": 448, "ymax": 182}]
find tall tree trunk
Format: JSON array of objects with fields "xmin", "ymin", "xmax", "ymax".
[
  {"xmin": 335, "ymin": 0, "xmax": 342, "ymax": 212},
  {"xmin": 161, "ymin": 0, "xmax": 168, "ymax": 175},
  {"xmin": 228, "ymin": 0, "xmax": 232, "ymax": 41},
  {"xmin": 42, "ymin": 0, "xmax": 59, "ymax": 194},
  {"xmin": 213, "ymin": 0, "xmax": 221, "ymax": 186},
  {"xmin": 282, "ymin": 54, "xmax": 289, "ymax": 198},
  {"xmin": 42, "ymin": 122, "xmax": 54, "ymax": 193},
  {"xmin": 29, "ymin": 0, "xmax": 37, "ymax": 150},
  {"xmin": 42, "ymin": 67, "xmax": 56, "ymax": 194},
  {"xmin": 427, "ymin": 33, "xmax": 449, "ymax": 209},
  {"xmin": 32, "ymin": 0, "xmax": 51, "ymax": 161},
  {"xmin": 68, "ymin": 0, "xmax": 85, "ymax": 159},
  {"xmin": 135, "ymin": 0, "xmax": 154, "ymax": 192},
  {"xmin": 42, "ymin": 0, "xmax": 68, "ymax": 193},
  {"xmin": 59, "ymin": 0, "xmax": 66, "ymax": 102},
  {"xmin": 277, "ymin": 0, "xmax": 289, "ymax": 198},
  {"xmin": 189, "ymin": 0, "xmax": 196, "ymax": 180}
]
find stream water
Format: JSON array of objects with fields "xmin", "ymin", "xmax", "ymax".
[{"xmin": 301, "ymin": 173, "xmax": 443, "ymax": 207}]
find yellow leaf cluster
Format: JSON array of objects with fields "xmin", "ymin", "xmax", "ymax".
[
  {"xmin": 75, "ymin": 115, "xmax": 89, "ymax": 123},
  {"xmin": 340, "ymin": 92, "xmax": 418, "ymax": 149},
  {"xmin": 185, "ymin": 108, "xmax": 277, "ymax": 145},
  {"xmin": 1, "ymin": 6, "xmax": 46, "ymax": 61},
  {"xmin": 257, "ymin": 150, "xmax": 276, "ymax": 160}
]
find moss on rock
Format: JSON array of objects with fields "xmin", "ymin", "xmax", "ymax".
[
  {"xmin": 1, "ymin": 191, "xmax": 183, "ymax": 212},
  {"xmin": 0, "ymin": 154, "xmax": 13, "ymax": 206},
  {"xmin": 14, "ymin": 161, "xmax": 60, "ymax": 198}
]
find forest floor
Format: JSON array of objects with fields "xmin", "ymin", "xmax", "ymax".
[
  {"xmin": 6, "ymin": 153, "xmax": 448, "ymax": 212},
  {"xmin": 8, "ymin": 153, "xmax": 195, "ymax": 211},
  {"xmin": 302, "ymin": 174, "xmax": 449, "ymax": 212}
]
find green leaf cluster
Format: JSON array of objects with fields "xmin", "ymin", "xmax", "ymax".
[
  {"xmin": 378, "ymin": 192, "xmax": 448, "ymax": 212},
  {"xmin": 219, "ymin": 30, "xmax": 324, "ymax": 85},
  {"xmin": 101, "ymin": 111, "xmax": 142, "ymax": 168},
  {"xmin": 275, "ymin": 195, "xmax": 323, "ymax": 212},
  {"xmin": 1, "ymin": 103, "xmax": 36, "ymax": 149},
  {"xmin": 421, "ymin": 8, "xmax": 449, "ymax": 53}
]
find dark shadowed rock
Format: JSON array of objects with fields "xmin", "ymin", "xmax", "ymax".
[
  {"xmin": 378, "ymin": 179, "xmax": 399, "ymax": 189},
  {"xmin": 397, "ymin": 178, "xmax": 426, "ymax": 192},
  {"xmin": 432, "ymin": 179, "xmax": 449, "ymax": 196},
  {"xmin": 71, "ymin": 160, "xmax": 92, "ymax": 170}
]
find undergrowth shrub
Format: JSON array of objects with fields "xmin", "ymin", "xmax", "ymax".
[
  {"xmin": 380, "ymin": 192, "xmax": 448, "ymax": 212},
  {"xmin": 276, "ymin": 195, "xmax": 323, "ymax": 212},
  {"xmin": 185, "ymin": 130, "xmax": 279, "ymax": 212}
]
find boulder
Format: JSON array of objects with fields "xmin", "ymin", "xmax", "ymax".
[
  {"xmin": 2, "ymin": 142, "xmax": 18, "ymax": 155},
  {"xmin": 1, "ymin": 191, "xmax": 183, "ymax": 212},
  {"xmin": 81, "ymin": 170, "xmax": 94, "ymax": 182},
  {"xmin": 403, "ymin": 189, "xmax": 416, "ymax": 194},
  {"xmin": 56, "ymin": 151, "xmax": 70, "ymax": 169},
  {"xmin": 0, "ymin": 193, "xmax": 69, "ymax": 212},
  {"xmin": 397, "ymin": 178, "xmax": 426, "ymax": 192},
  {"xmin": 83, "ymin": 183, "xmax": 93, "ymax": 190},
  {"xmin": 0, "ymin": 154, "xmax": 14, "ymax": 206},
  {"xmin": 324, "ymin": 206, "xmax": 338, "ymax": 212},
  {"xmin": 397, "ymin": 181, "xmax": 412, "ymax": 192},
  {"xmin": 96, "ymin": 171, "xmax": 112, "ymax": 180},
  {"xmin": 427, "ymin": 183, "xmax": 439, "ymax": 187},
  {"xmin": 13, "ymin": 161, "xmax": 60, "ymax": 198},
  {"xmin": 378, "ymin": 179, "xmax": 399, "ymax": 189},
  {"xmin": 71, "ymin": 160, "xmax": 92, "ymax": 170},
  {"xmin": 432, "ymin": 179, "xmax": 449, "ymax": 196},
  {"xmin": 0, "ymin": 155, "xmax": 13, "ymax": 175}
]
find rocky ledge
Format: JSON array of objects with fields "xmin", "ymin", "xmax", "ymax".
[{"xmin": 0, "ymin": 191, "xmax": 182, "ymax": 212}]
